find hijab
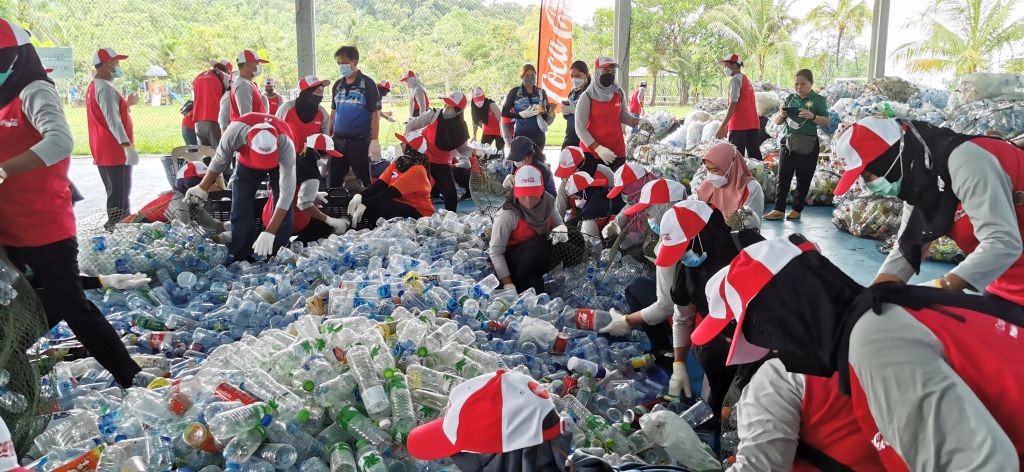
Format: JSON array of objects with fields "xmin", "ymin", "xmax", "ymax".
[
  {"xmin": 472, "ymin": 96, "xmax": 495, "ymax": 127},
  {"xmin": 451, "ymin": 429, "xmax": 570, "ymax": 472},
  {"xmin": 0, "ymin": 44, "xmax": 52, "ymax": 109},
  {"xmin": 295, "ymin": 87, "xmax": 323, "ymax": 123},
  {"xmin": 395, "ymin": 147, "xmax": 428, "ymax": 173},
  {"xmin": 503, "ymin": 190, "xmax": 556, "ymax": 236},
  {"xmin": 696, "ymin": 143, "xmax": 754, "ymax": 219},
  {"xmin": 435, "ymin": 109, "xmax": 470, "ymax": 152},
  {"xmin": 584, "ymin": 72, "xmax": 620, "ymax": 103}
]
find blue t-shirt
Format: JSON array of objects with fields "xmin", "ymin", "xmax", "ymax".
[
  {"xmin": 331, "ymin": 71, "xmax": 381, "ymax": 138},
  {"xmin": 503, "ymin": 86, "xmax": 545, "ymax": 138}
]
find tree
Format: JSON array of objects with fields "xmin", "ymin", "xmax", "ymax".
[
  {"xmin": 804, "ymin": 0, "xmax": 871, "ymax": 79},
  {"xmin": 702, "ymin": 0, "xmax": 798, "ymax": 80},
  {"xmin": 892, "ymin": 0, "xmax": 1024, "ymax": 79}
]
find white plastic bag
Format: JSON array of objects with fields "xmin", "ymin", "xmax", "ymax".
[{"xmin": 639, "ymin": 409, "xmax": 720, "ymax": 471}]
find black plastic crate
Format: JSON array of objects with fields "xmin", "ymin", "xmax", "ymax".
[
  {"xmin": 323, "ymin": 187, "xmax": 371, "ymax": 228},
  {"xmin": 206, "ymin": 191, "xmax": 267, "ymax": 232}
]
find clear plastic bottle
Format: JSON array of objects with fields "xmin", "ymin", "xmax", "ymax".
[
  {"xmin": 300, "ymin": 457, "xmax": 332, "ymax": 472},
  {"xmin": 335, "ymin": 406, "xmax": 391, "ymax": 447},
  {"xmin": 345, "ymin": 345, "xmax": 389, "ymax": 416},
  {"xmin": 207, "ymin": 402, "xmax": 274, "ymax": 441},
  {"xmin": 681, "ymin": 400, "xmax": 714, "ymax": 429},
  {"xmin": 145, "ymin": 429, "xmax": 175, "ymax": 469},
  {"xmin": 355, "ymin": 440, "xmax": 387, "ymax": 472},
  {"xmin": 255, "ymin": 443, "xmax": 298, "ymax": 469},
  {"xmin": 0, "ymin": 386, "xmax": 27, "ymax": 413},
  {"xmin": 388, "ymin": 374, "xmax": 416, "ymax": 444},
  {"xmin": 223, "ymin": 426, "xmax": 267, "ymax": 463},
  {"xmin": 312, "ymin": 373, "xmax": 357, "ymax": 408},
  {"xmin": 405, "ymin": 365, "xmax": 463, "ymax": 395},
  {"xmin": 329, "ymin": 442, "xmax": 358, "ymax": 472},
  {"xmin": 239, "ymin": 370, "xmax": 303, "ymax": 414}
]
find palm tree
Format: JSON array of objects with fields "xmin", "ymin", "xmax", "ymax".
[
  {"xmin": 892, "ymin": 0, "xmax": 1024, "ymax": 78},
  {"xmin": 702, "ymin": 0, "xmax": 798, "ymax": 80},
  {"xmin": 804, "ymin": 0, "xmax": 871, "ymax": 78}
]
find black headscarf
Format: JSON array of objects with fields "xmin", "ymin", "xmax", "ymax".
[
  {"xmin": 864, "ymin": 120, "xmax": 981, "ymax": 272},
  {"xmin": 295, "ymin": 87, "xmax": 324, "ymax": 123},
  {"xmin": 435, "ymin": 110, "xmax": 470, "ymax": 152},
  {"xmin": 395, "ymin": 147, "xmax": 429, "ymax": 173},
  {"xmin": 451, "ymin": 415, "xmax": 569, "ymax": 472},
  {"xmin": 0, "ymin": 43, "xmax": 53, "ymax": 109},
  {"xmin": 472, "ymin": 97, "xmax": 495, "ymax": 127}
]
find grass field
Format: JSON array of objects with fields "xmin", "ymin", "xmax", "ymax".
[{"xmin": 64, "ymin": 102, "xmax": 694, "ymax": 156}]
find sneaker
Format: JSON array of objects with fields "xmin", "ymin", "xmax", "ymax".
[
  {"xmin": 787, "ymin": 210, "xmax": 801, "ymax": 220},
  {"xmin": 764, "ymin": 210, "xmax": 785, "ymax": 221}
]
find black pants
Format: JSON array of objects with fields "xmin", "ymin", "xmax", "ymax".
[
  {"xmin": 505, "ymin": 235, "xmax": 553, "ymax": 294},
  {"xmin": 294, "ymin": 218, "xmax": 334, "ymax": 243},
  {"xmin": 329, "ymin": 135, "xmax": 371, "ymax": 187},
  {"xmin": 363, "ymin": 198, "xmax": 421, "ymax": 229},
  {"xmin": 774, "ymin": 143, "xmax": 819, "ymax": 213},
  {"xmin": 429, "ymin": 163, "xmax": 458, "ymax": 212},
  {"xmin": 481, "ymin": 134, "xmax": 505, "ymax": 151},
  {"xmin": 98, "ymin": 165, "xmax": 132, "ymax": 226},
  {"xmin": 452, "ymin": 167, "xmax": 471, "ymax": 198},
  {"xmin": 5, "ymin": 238, "xmax": 141, "ymax": 387},
  {"xmin": 625, "ymin": 277, "xmax": 674, "ymax": 371},
  {"xmin": 728, "ymin": 129, "xmax": 763, "ymax": 161},
  {"xmin": 229, "ymin": 164, "xmax": 294, "ymax": 262}
]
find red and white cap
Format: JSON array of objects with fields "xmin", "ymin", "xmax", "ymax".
[
  {"xmin": 608, "ymin": 162, "xmax": 649, "ymax": 198},
  {"xmin": 555, "ymin": 146, "xmax": 585, "ymax": 178},
  {"xmin": 0, "ymin": 19, "xmax": 31, "ymax": 49},
  {"xmin": 176, "ymin": 161, "xmax": 208, "ymax": 180},
  {"xmin": 265, "ymin": 78, "xmax": 276, "ymax": 86},
  {"xmin": 237, "ymin": 49, "xmax": 269, "ymax": 65},
  {"xmin": 247, "ymin": 122, "xmax": 279, "ymax": 158},
  {"xmin": 594, "ymin": 56, "xmax": 617, "ymax": 69},
  {"xmin": 564, "ymin": 172, "xmax": 608, "ymax": 197},
  {"xmin": 698, "ymin": 235, "xmax": 820, "ymax": 365},
  {"xmin": 718, "ymin": 53, "xmax": 743, "ymax": 66},
  {"xmin": 407, "ymin": 369, "xmax": 563, "ymax": 460},
  {"xmin": 306, "ymin": 133, "xmax": 343, "ymax": 158},
  {"xmin": 690, "ymin": 265, "xmax": 733, "ymax": 346},
  {"xmin": 399, "ymin": 70, "xmax": 417, "ymax": 82},
  {"xmin": 0, "ymin": 416, "xmax": 31, "ymax": 471},
  {"xmin": 218, "ymin": 59, "xmax": 234, "ymax": 73},
  {"xmin": 472, "ymin": 87, "xmax": 485, "ymax": 104},
  {"xmin": 655, "ymin": 200, "xmax": 713, "ymax": 267},
  {"xmin": 378, "ymin": 80, "xmax": 392, "ymax": 92},
  {"xmin": 833, "ymin": 116, "xmax": 903, "ymax": 196},
  {"xmin": 299, "ymin": 75, "xmax": 329, "ymax": 91},
  {"xmin": 513, "ymin": 165, "xmax": 546, "ymax": 198},
  {"xmin": 443, "ymin": 91, "xmax": 468, "ymax": 111},
  {"xmin": 624, "ymin": 178, "xmax": 688, "ymax": 215},
  {"xmin": 396, "ymin": 130, "xmax": 428, "ymax": 154},
  {"xmin": 93, "ymin": 47, "xmax": 128, "ymax": 66}
]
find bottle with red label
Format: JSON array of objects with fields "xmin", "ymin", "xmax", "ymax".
[{"xmin": 571, "ymin": 309, "xmax": 613, "ymax": 332}]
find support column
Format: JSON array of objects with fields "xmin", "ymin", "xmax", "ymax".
[
  {"xmin": 295, "ymin": 0, "xmax": 316, "ymax": 80},
  {"xmin": 868, "ymin": 0, "xmax": 890, "ymax": 79},
  {"xmin": 613, "ymin": 0, "xmax": 631, "ymax": 91}
]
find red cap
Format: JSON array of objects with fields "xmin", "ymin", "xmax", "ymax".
[
  {"xmin": 93, "ymin": 48, "xmax": 128, "ymax": 66},
  {"xmin": 306, "ymin": 133, "xmax": 343, "ymax": 158},
  {"xmin": 833, "ymin": 117, "xmax": 904, "ymax": 196},
  {"xmin": 608, "ymin": 162, "xmax": 649, "ymax": 198},
  {"xmin": 513, "ymin": 165, "xmax": 546, "ymax": 198},
  {"xmin": 0, "ymin": 19, "xmax": 31, "ymax": 49},
  {"xmin": 399, "ymin": 70, "xmax": 417, "ymax": 82},
  {"xmin": 564, "ymin": 172, "xmax": 608, "ymax": 196},
  {"xmin": 689, "ymin": 266, "xmax": 734, "ymax": 346},
  {"xmin": 655, "ymin": 200, "xmax": 713, "ymax": 267},
  {"xmin": 298, "ymin": 75, "xmax": 329, "ymax": 91},
  {"xmin": 378, "ymin": 80, "xmax": 393, "ymax": 92},
  {"xmin": 594, "ymin": 56, "xmax": 617, "ymax": 69},
  {"xmin": 555, "ymin": 146, "xmax": 585, "ymax": 178},
  {"xmin": 718, "ymin": 54, "xmax": 743, "ymax": 66},
  {"xmin": 176, "ymin": 161, "xmax": 208, "ymax": 180},
  {"xmin": 443, "ymin": 91, "xmax": 468, "ymax": 111},
  {"xmin": 237, "ymin": 49, "xmax": 269, "ymax": 64},
  {"xmin": 624, "ymin": 179, "xmax": 688, "ymax": 215},
  {"xmin": 396, "ymin": 131, "xmax": 428, "ymax": 154}
]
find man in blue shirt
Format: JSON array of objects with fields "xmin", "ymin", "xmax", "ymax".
[{"xmin": 329, "ymin": 45, "xmax": 381, "ymax": 187}]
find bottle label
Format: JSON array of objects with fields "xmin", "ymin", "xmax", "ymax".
[
  {"xmin": 561, "ymin": 376, "xmax": 578, "ymax": 396},
  {"xmin": 214, "ymin": 383, "xmax": 258, "ymax": 404},
  {"xmin": 575, "ymin": 309, "xmax": 595, "ymax": 330},
  {"xmin": 551, "ymin": 333, "xmax": 569, "ymax": 354},
  {"xmin": 148, "ymin": 332, "xmax": 167, "ymax": 351}
]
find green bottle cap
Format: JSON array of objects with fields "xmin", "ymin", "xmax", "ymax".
[
  {"xmin": 416, "ymin": 347, "xmax": 428, "ymax": 357},
  {"xmin": 619, "ymin": 423, "xmax": 631, "ymax": 434},
  {"xmin": 296, "ymin": 409, "xmax": 310, "ymax": 424},
  {"xmin": 266, "ymin": 400, "xmax": 279, "ymax": 411},
  {"xmin": 302, "ymin": 380, "xmax": 315, "ymax": 392},
  {"xmin": 603, "ymin": 438, "xmax": 616, "ymax": 450},
  {"xmin": 336, "ymin": 405, "xmax": 359, "ymax": 426},
  {"xmin": 383, "ymin": 368, "xmax": 396, "ymax": 379}
]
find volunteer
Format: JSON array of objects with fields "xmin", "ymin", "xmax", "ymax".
[
  {"xmin": 271, "ymin": 133, "xmax": 350, "ymax": 242},
  {"xmin": 185, "ymin": 112, "xmax": 296, "ymax": 261},
  {"xmin": 505, "ymin": 136, "xmax": 555, "ymax": 196},
  {"xmin": 0, "ymin": 20, "xmax": 141, "ymax": 387},
  {"xmin": 276, "ymin": 75, "xmax": 330, "ymax": 149},
  {"xmin": 218, "ymin": 70, "xmax": 236, "ymax": 132},
  {"xmin": 600, "ymin": 162, "xmax": 657, "ymax": 244},
  {"xmin": 553, "ymin": 146, "xmax": 615, "ymax": 238},
  {"xmin": 180, "ymin": 100, "xmax": 197, "ymax": 146},
  {"xmin": 764, "ymin": 69, "xmax": 828, "ymax": 221},
  {"xmin": 404, "ymin": 91, "xmax": 474, "ymax": 212},
  {"xmin": 399, "ymin": 70, "xmax": 429, "ymax": 118},
  {"xmin": 501, "ymin": 64, "xmax": 552, "ymax": 149},
  {"xmin": 229, "ymin": 49, "xmax": 270, "ymax": 122},
  {"xmin": 126, "ymin": 160, "xmax": 230, "ymax": 242},
  {"xmin": 347, "ymin": 131, "xmax": 435, "ymax": 229},
  {"xmin": 87, "ymin": 47, "xmax": 139, "ymax": 229},
  {"xmin": 407, "ymin": 369, "xmax": 570, "ymax": 472},
  {"xmin": 696, "ymin": 142, "xmax": 764, "ymax": 229},
  {"xmin": 471, "ymin": 87, "xmax": 506, "ymax": 149},
  {"xmin": 489, "ymin": 165, "xmax": 567, "ymax": 293},
  {"xmin": 714, "ymin": 54, "xmax": 762, "ymax": 161},
  {"xmin": 329, "ymin": 45, "xmax": 381, "ymax": 187},
  {"xmin": 264, "ymin": 77, "xmax": 282, "ymax": 115},
  {"xmin": 560, "ymin": 60, "xmax": 590, "ymax": 149},
  {"xmin": 601, "ymin": 178, "xmax": 687, "ymax": 369},
  {"xmin": 835, "ymin": 117, "xmax": 1024, "ymax": 305},
  {"xmin": 191, "ymin": 60, "xmax": 231, "ymax": 148},
  {"xmin": 574, "ymin": 57, "xmax": 647, "ymax": 171},
  {"xmin": 377, "ymin": 80, "xmax": 395, "ymax": 122},
  {"xmin": 629, "ymin": 80, "xmax": 647, "ymax": 117},
  {"xmin": 703, "ymin": 235, "xmax": 1024, "ymax": 470}
]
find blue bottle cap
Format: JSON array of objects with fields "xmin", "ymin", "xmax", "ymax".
[{"xmin": 260, "ymin": 413, "xmax": 273, "ymax": 427}]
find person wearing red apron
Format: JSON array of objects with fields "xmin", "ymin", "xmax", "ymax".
[
  {"xmin": 347, "ymin": 132, "xmax": 436, "ymax": 230},
  {"xmin": 405, "ymin": 91, "xmax": 474, "ymax": 212},
  {"xmin": 834, "ymin": 117, "xmax": 1024, "ymax": 306},
  {"xmin": 87, "ymin": 47, "xmax": 138, "ymax": 230},
  {"xmin": 574, "ymin": 57, "xmax": 647, "ymax": 171},
  {"xmin": 264, "ymin": 133, "xmax": 350, "ymax": 242},
  {"xmin": 184, "ymin": 113, "xmax": 296, "ymax": 262},
  {"xmin": 399, "ymin": 70, "xmax": 429, "ymax": 118},
  {"xmin": 471, "ymin": 87, "xmax": 506, "ymax": 150},
  {"xmin": 276, "ymin": 75, "xmax": 330, "ymax": 148},
  {"xmin": 715, "ymin": 53, "xmax": 762, "ymax": 161},
  {"xmin": 229, "ymin": 50, "xmax": 269, "ymax": 122},
  {"xmin": 628, "ymin": 80, "xmax": 646, "ymax": 116},
  {"xmin": 264, "ymin": 77, "xmax": 282, "ymax": 115},
  {"xmin": 702, "ymin": 235, "xmax": 1024, "ymax": 470},
  {"xmin": 0, "ymin": 21, "xmax": 141, "ymax": 387},
  {"xmin": 125, "ymin": 161, "xmax": 228, "ymax": 241},
  {"xmin": 191, "ymin": 60, "xmax": 231, "ymax": 148}
]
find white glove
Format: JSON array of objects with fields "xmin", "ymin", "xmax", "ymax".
[
  {"xmin": 519, "ymin": 108, "xmax": 540, "ymax": 119},
  {"xmin": 347, "ymin": 194, "xmax": 363, "ymax": 216},
  {"xmin": 315, "ymin": 192, "xmax": 329, "ymax": 205},
  {"xmin": 637, "ymin": 118, "xmax": 652, "ymax": 130},
  {"xmin": 561, "ymin": 103, "xmax": 576, "ymax": 115},
  {"xmin": 124, "ymin": 145, "xmax": 140, "ymax": 166},
  {"xmin": 324, "ymin": 217, "xmax": 350, "ymax": 234},
  {"xmin": 99, "ymin": 273, "xmax": 151, "ymax": 290},
  {"xmin": 593, "ymin": 145, "xmax": 618, "ymax": 165},
  {"xmin": 252, "ymin": 231, "xmax": 276, "ymax": 257},
  {"xmin": 184, "ymin": 186, "xmax": 209, "ymax": 204},
  {"xmin": 668, "ymin": 362, "xmax": 693, "ymax": 398},
  {"xmin": 0, "ymin": 167, "xmax": 7, "ymax": 185},
  {"xmin": 352, "ymin": 203, "xmax": 367, "ymax": 224},
  {"xmin": 369, "ymin": 139, "xmax": 382, "ymax": 163},
  {"xmin": 599, "ymin": 309, "xmax": 631, "ymax": 337},
  {"xmin": 602, "ymin": 221, "xmax": 620, "ymax": 239},
  {"xmin": 550, "ymin": 225, "xmax": 569, "ymax": 244},
  {"xmin": 502, "ymin": 283, "xmax": 517, "ymax": 291},
  {"xmin": 502, "ymin": 174, "xmax": 514, "ymax": 190}
]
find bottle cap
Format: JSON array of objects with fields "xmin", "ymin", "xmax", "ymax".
[
  {"xmin": 303, "ymin": 380, "xmax": 315, "ymax": 392},
  {"xmin": 383, "ymin": 368, "xmax": 396, "ymax": 379},
  {"xmin": 416, "ymin": 347, "xmax": 428, "ymax": 357},
  {"xmin": 260, "ymin": 414, "xmax": 273, "ymax": 427},
  {"xmin": 336, "ymin": 405, "xmax": 359, "ymax": 426},
  {"xmin": 296, "ymin": 409, "xmax": 310, "ymax": 424}
]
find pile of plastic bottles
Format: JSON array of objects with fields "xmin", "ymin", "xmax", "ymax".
[
  {"xmin": 79, "ymin": 222, "xmax": 231, "ymax": 279},
  {"xmin": 878, "ymin": 236, "xmax": 966, "ymax": 264},
  {"xmin": 695, "ymin": 97, "xmax": 727, "ymax": 114},
  {"xmin": 656, "ymin": 154, "xmax": 703, "ymax": 189},
  {"xmin": 943, "ymin": 99, "xmax": 1024, "ymax": 138},
  {"xmin": 832, "ymin": 196, "xmax": 903, "ymax": 240},
  {"xmin": 908, "ymin": 87, "xmax": 951, "ymax": 111},
  {"xmin": 626, "ymin": 111, "xmax": 680, "ymax": 159},
  {"xmin": 822, "ymin": 81, "xmax": 865, "ymax": 108},
  {"xmin": 863, "ymin": 76, "xmax": 919, "ymax": 103},
  {"xmin": 804, "ymin": 158, "xmax": 843, "ymax": 207}
]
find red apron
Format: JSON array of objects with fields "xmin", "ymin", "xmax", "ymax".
[
  {"xmin": 507, "ymin": 217, "xmax": 539, "ymax": 247},
  {"xmin": 421, "ymin": 117, "xmax": 457, "ymax": 166},
  {"xmin": 230, "ymin": 80, "xmax": 267, "ymax": 122},
  {"xmin": 483, "ymin": 107, "xmax": 501, "ymax": 137},
  {"xmin": 580, "ymin": 91, "xmax": 627, "ymax": 158},
  {"xmin": 793, "ymin": 374, "xmax": 886, "ymax": 472},
  {"xmin": 412, "ymin": 94, "xmax": 430, "ymax": 117},
  {"xmin": 192, "ymin": 70, "xmax": 226, "ymax": 122},
  {"xmin": 0, "ymin": 96, "xmax": 75, "ymax": 247},
  {"xmin": 629, "ymin": 88, "xmax": 643, "ymax": 115},
  {"xmin": 236, "ymin": 113, "xmax": 289, "ymax": 170},
  {"xmin": 284, "ymin": 107, "xmax": 325, "ymax": 151},
  {"xmin": 944, "ymin": 138, "xmax": 1024, "ymax": 304},
  {"xmin": 262, "ymin": 197, "xmax": 310, "ymax": 235},
  {"xmin": 86, "ymin": 81, "xmax": 133, "ymax": 166},
  {"xmin": 267, "ymin": 95, "xmax": 282, "ymax": 116},
  {"xmin": 127, "ymin": 192, "xmax": 176, "ymax": 223},
  {"xmin": 728, "ymin": 74, "xmax": 759, "ymax": 132}
]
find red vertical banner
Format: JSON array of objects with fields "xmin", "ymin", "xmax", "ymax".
[{"xmin": 538, "ymin": 0, "xmax": 573, "ymax": 104}]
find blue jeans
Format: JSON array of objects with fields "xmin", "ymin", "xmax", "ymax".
[
  {"xmin": 229, "ymin": 164, "xmax": 294, "ymax": 262},
  {"xmin": 182, "ymin": 125, "xmax": 198, "ymax": 146}
]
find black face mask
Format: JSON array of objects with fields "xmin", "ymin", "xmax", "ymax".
[{"xmin": 599, "ymin": 73, "xmax": 615, "ymax": 87}]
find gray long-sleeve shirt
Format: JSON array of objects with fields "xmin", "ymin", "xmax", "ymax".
[
  {"xmin": 230, "ymin": 77, "xmax": 269, "ymax": 120},
  {"xmin": 731, "ymin": 358, "xmax": 805, "ymax": 471},
  {"xmin": 405, "ymin": 109, "xmax": 473, "ymax": 158},
  {"xmin": 20, "ymin": 81, "xmax": 74, "ymax": 166},
  {"xmin": 93, "ymin": 79, "xmax": 130, "ymax": 144},
  {"xmin": 489, "ymin": 208, "xmax": 564, "ymax": 280},
  {"xmin": 878, "ymin": 140, "xmax": 1023, "ymax": 290},
  {"xmin": 409, "ymin": 87, "xmax": 428, "ymax": 118},
  {"xmin": 218, "ymin": 93, "xmax": 231, "ymax": 131},
  {"xmin": 274, "ymin": 100, "xmax": 330, "ymax": 136},
  {"xmin": 211, "ymin": 121, "xmax": 297, "ymax": 210},
  {"xmin": 574, "ymin": 89, "xmax": 635, "ymax": 149}
]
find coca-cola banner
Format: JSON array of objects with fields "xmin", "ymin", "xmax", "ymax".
[{"xmin": 537, "ymin": 0, "xmax": 573, "ymax": 104}]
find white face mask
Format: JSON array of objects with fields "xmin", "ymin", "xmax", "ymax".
[
  {"xmin": 722, "ymin": 67, "xmax": 732, "ymax": 77},
  {"xmin": 254, "ymin": 64, "xmax": 263, "ymax": 77},
  {"xmin": 513, "ymin": 160, "xmax": 526, "ymax": 168},
  {"xmin": 571, "ymin": 77, "xmax": 585, "ymax": 89},
  {"xmin": 573, "ymin": 197, "xmax": 587, "ymax": 208},
  {"xmin": 707, "ymin": 173, "xmax": 729, "ymax": 188}
]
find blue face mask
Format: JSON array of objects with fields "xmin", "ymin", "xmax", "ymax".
[
  {"xmin": 866, "ymin": 176, "xmax": 901, "ymax": 197},
  {"xmin": 0, "ymin": 68, "xmax": 12, "ymax": 88},
  {"xmin": 680, "ymin": 235, "xmax": 707, "ymax": 267},
  {"xmin": 339, "ymin": 63, "xmax": 353, "ymax": 78},
  {"xmin": 113, "ymin": 65, "xmax": 124, "ymax": 78},
  {"xmin": 647, "ymin": 218, "xmax": 661, "ymax": 234}
]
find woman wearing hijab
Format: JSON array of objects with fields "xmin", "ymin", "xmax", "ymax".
[
  {"xmin": 471, "ymin": 87, "xmax": 507, "ymax": 150},
  {"xmin": 552, "ymin": 146, "xmax": 616, "ymax": 236},
  {"xmin": 276, "ymin": 75, "xmax": 330, "ymax": 152},
  {"xmin": 489, "ymin": 165, "xmax": 567, "ymax": 294},
  {"xmin": 600, "ymin": 162, "xmax": 657, "ymax": 244},
  {"xmin": 347, "ymin": 131, "xmax": 435, "ymax": 229},
  {"xmin": 399, "ymin": 70, "xmax": 429, "ymax": 118},
  {"xmin": 834, "ymin": 117, "xmax": 1024, "ymax": 305},
  {"xmin": 502, "ymin": 64, "xmax": 552, "ymax": 150},
  {"xmin": 560, "ymin": 60, "xmax": 590, "ymax": 149},
  {"xmin": 503, "ymin": 136, "xmax": 556, "ymax": 196},
  {"xmin": 405, "ymin": 91, "xmax": 474, "ymax": 212},
  {"xmin": 696, "ymin": 142, "xmax": 763, "ymax": 230},
  {"xmin": 0, "ymin": 20, "xmax": 141, "ymax": 387},
  {"xmin": 701, "ymin": 234, "xmax": 1024, "ymax": 470},
  {"xmin": 574, "ymin": 57, "xmax": 648, "ymax": 171}
]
